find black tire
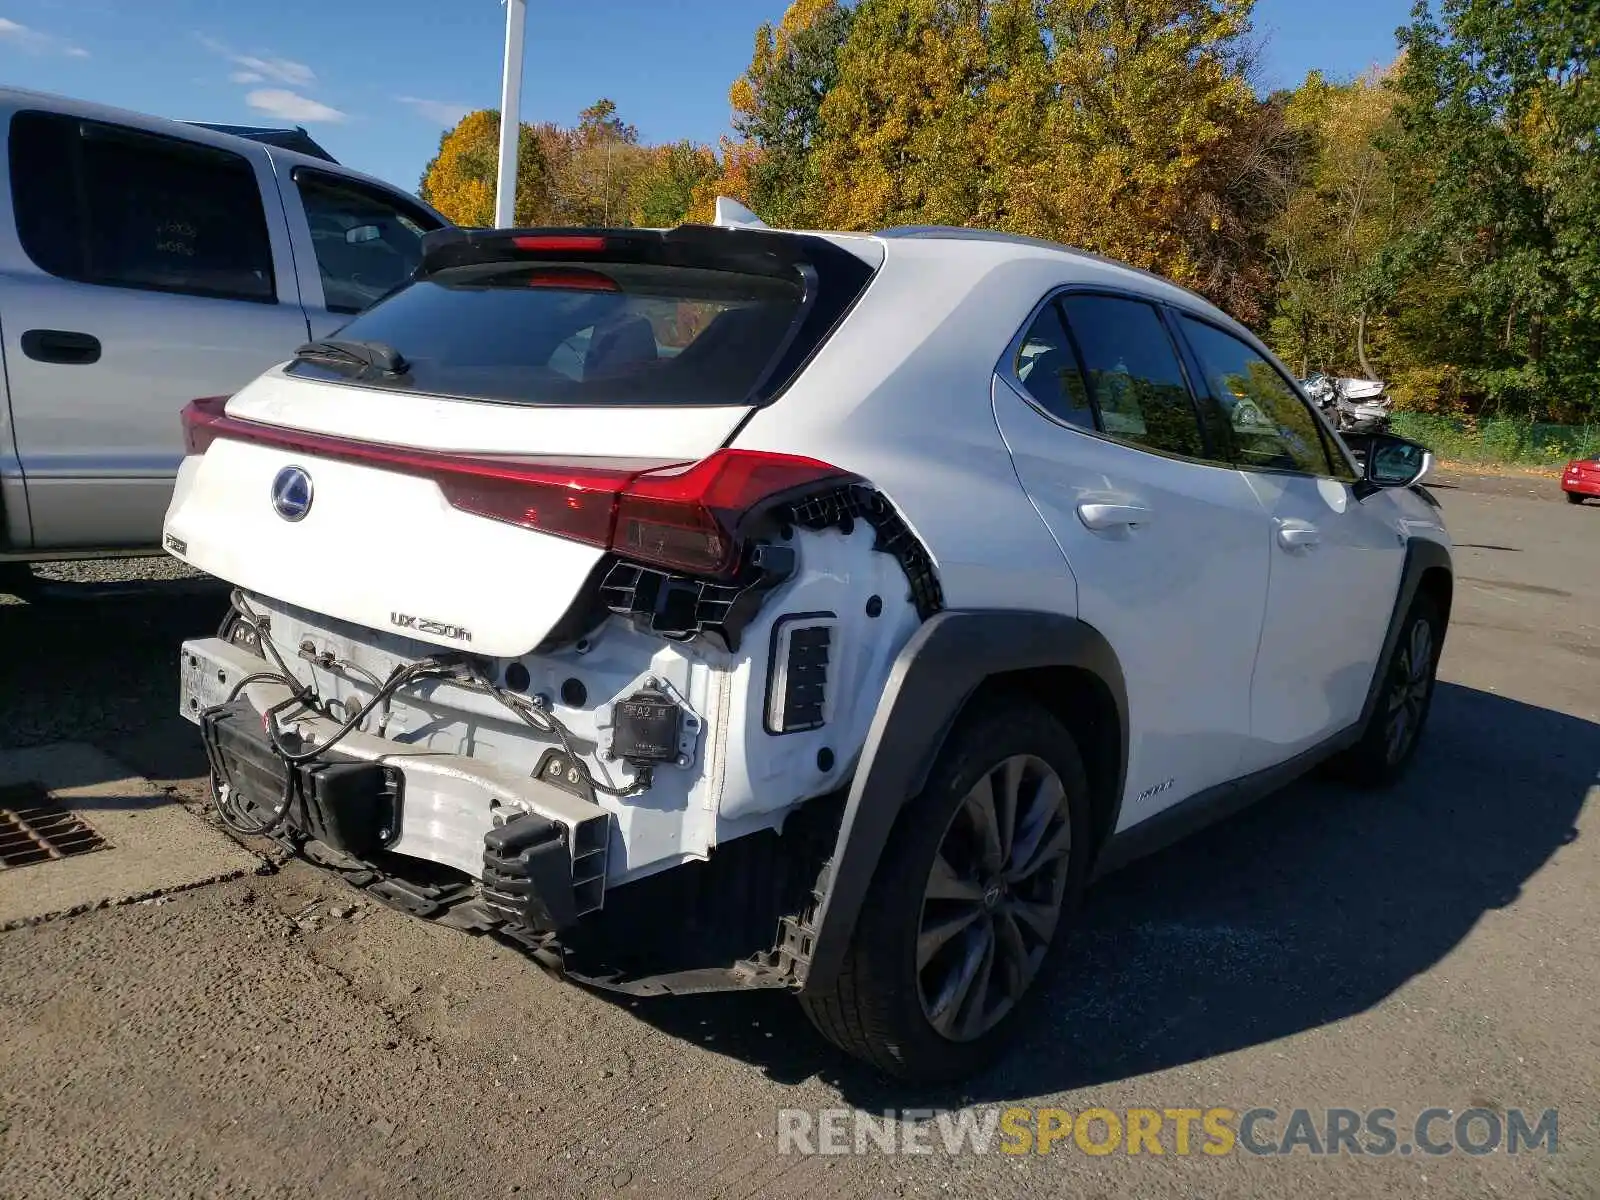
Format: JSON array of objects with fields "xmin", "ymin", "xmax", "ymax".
[
  {"xmin": 0, "ymin": 561, "xmax": 37, "ymax": 599},
  {"xmin": 800, "ymin": 702, "xmax": 1092, "ymax": 1082},
  {"xmin": 1328, "ymin": 592, "xmax": 1443, "ymax": 787},
  {"xmin": 1567, "ymin": 492, "xmax": 1587, "ymax": 505}
]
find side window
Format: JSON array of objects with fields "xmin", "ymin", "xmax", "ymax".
[
  {"xmin": 294, "ymin": 171, "xmax": 440, "ymax": 314},
  {"xmin": 10, "ymin": 110, "xmax": 276, "ymax": 303},
  {"xmin": 1178, "ymin": 316, "xmax": 1335, "ymax": 476},
  {"xmin": 1058, "ymin": 295, "xmax": 1207, "ymax": 459},
  {"xmin": 1013, "ymin": 301, "xmax": 1094, "ymax": 429}
]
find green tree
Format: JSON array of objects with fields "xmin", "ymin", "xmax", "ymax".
[
  {"xmin": 1382, "ymin": 0, "xmax": 1600, "ymax": 418},
  {"xmin": 632, "ymin": 141, "xmax": 719, "ymax": 227}
]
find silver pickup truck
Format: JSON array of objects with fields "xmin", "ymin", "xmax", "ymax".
[{"xmin": 0, "ymin": 87, "xmax": 447, "ymax": 578}]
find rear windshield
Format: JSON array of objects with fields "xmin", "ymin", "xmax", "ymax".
[{"xmin": 289, "ymin": 261, "xmax": 809, "ymax": 407}]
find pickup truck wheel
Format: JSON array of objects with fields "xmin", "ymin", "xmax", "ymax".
[
  {"xmin": 1329, "ymin": 593, "xmax": 1442, "ymax": 787},
  {"xmin": 800, "ymin": 704, "xmax": 1091, "ymax": 1081},
  {"xmin": 0, "ymin": 562, "xmax": 37, "ymax": 599}
]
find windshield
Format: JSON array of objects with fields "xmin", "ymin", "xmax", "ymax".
[{"xmin": 289, "ymin": 261, "xmax": 807, "ymax": 407}]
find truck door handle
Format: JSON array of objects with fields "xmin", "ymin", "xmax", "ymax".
[
  {"xmin": 1076, "ymin": 503, "xmax": 1153, "ymax": 531},
  {"xmin": 21, "ymin": 329, "xmax": 101, "ymax": 365},
  {"xmin": 1276, "ymin": 521, "xmax": 1321, "ymax": 551}
]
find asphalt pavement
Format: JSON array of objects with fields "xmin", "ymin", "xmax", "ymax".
[{"xmin": 0, "ymin": 471, "xmax": 1595, "ymax": 1200}]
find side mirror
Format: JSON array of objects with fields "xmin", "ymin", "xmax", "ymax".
[
  {"xmin": 345, "ymin": 224, "xmax": 382, "ymax": 245},
  {"xmin": 1355, "ymin": 433, "xmax": 1433, "ymax": 498}
]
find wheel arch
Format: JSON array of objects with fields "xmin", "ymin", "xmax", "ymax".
[
  {"xmin": 797, "ymin": 609, "xmax": 1127, "ymax": 993},
  {"xmin": 1356, "ymin": 536, "xmax": 1453, "ymax": 731}
]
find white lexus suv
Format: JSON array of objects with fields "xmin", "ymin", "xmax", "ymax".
[{"xmin": 165, "ymin": 208, "xmax": 1451, "ymax": 1081}]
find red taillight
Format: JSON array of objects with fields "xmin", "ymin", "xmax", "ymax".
[
  {"xmin": 182, "ymin": 403, "xmax": 849, "ymax": 578},
  {"xmin": 181, "ymin": 396, "xmax": 232, "ymax": 455},
  {"xmin": 511, "ymin": 234, "xmax": 608, "ymax": 253},
  {"xmin": 617, "ymin": 451, "xmax": 848, "ymax": 575}
]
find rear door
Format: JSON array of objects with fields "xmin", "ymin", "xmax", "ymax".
[
  {"xmin": 274, "ymin": 163, "xmax": 444, "ymax": 339},
  {"xmin": 1173, "ymin": 314, "xmax": 1405, "ymax": 768},
  {"xmin": 991, "ymin": 291, "xmax": 1272, "ymax": 828},
  {"xmin": 0, "ymin": 107, "xmax": 308, "ymax": 549}
]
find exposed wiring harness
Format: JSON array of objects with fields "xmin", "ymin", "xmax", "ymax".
[{"xmin": 203, "ymin": 591, "xmax": 651, "ymax": 838}]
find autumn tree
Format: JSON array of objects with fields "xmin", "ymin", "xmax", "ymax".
[
  {"xmin": 730, "ymin": 0, "xmax": 855, "ymax": 226},
  {"xmin": 811, "ymin": 0, "xmax": 990, "ymax": 231},
  {"xmin": 1021, "ymin": 0, "xmax": 1269, "ymax": 307},
  {"xmin": 1265, "ymin": 70, "xmax": 1406, "ymax": 378},
  {"xmin": 419, "ymin": 110, "xmax": 551, "ymax": 227},
  {"xmin": 687, "ymin": 137, "xmax": 764, "ymax": 223}
]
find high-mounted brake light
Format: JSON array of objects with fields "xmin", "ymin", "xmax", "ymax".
[
  {"xmin": 523, "ymin": 269, "xmax": 620, "ymax": 292},
  {"xmin": 178, "ymin": 401, "xmax": 849, "ymax": 579},
  {"xmin": 511, "ymin": 234, "xmax": 608, "ymax": 253}
]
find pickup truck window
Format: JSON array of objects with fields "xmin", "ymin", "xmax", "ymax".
[
  {"xmin": 9, "ymin": 110, "xmax": 276, "ymax": 304},
  {"xmin": 293, "ymin": 169, "xmax": 440, "ymax": 314}
]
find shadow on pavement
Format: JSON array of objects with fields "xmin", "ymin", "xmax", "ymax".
[
  {"xmin": 0, "ymin": 580, "xmax": 225, "ymax": 782},
  {"xmin": 622, "ymin": 683, "xmax": 1593, "ymax": 1109}
]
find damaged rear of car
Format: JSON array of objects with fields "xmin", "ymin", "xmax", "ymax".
[{"xmin": 165, "ymin": 223, "xmax": 935, "ymax": 993}]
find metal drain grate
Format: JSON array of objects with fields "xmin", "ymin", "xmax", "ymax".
[{"xmin": 0, "ymin": 783, "xmax": 110, "ymax": 869}]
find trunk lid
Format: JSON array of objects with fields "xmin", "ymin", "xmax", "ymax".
[
  {"xmin": 163, "ymin": 226, "xmax": 878, "ymax": 656},
  {"xmin": 166, "ymin": 374, "xmax": 747, "ymax": 656}
]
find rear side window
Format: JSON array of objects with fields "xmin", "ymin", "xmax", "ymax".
[
  {"xmin": 294, "ymin": 169, "xmax": 440, "ymax": 314},
  {"xmin": 1178, "ymin": 316, "xmax": 1335, "ymax": 476},
  {"xmin": 9, "ymin": 111, "xmax": 276, "ymax": 303},
  {"xmin": 291, "ymin": 260, "xmax": 808, "ymax": 407},
  {"xmin": 1014, "ymin": 302, "xmax": 1095, "ymax": 429},
  {"xmin": 1058, "ymin": 295, "xmax": 1206, "ymax": 459}
]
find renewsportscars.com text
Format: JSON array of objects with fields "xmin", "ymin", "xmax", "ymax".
[{"xmin": 776, "ymin": 1106, "xmax": 1558, "ymax": 1158}]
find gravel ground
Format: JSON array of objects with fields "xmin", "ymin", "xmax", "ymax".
[{"xmin": 0, "ymin": 473, "xmax": 1595, "ymax": 1200}]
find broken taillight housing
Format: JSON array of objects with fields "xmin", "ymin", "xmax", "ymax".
[{"xmin": 178, "ymin": 398, "xmax": 850, "ymax": 579}]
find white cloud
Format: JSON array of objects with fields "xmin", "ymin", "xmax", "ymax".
[
  {"xmin": 233, "ymin": 54, "xmax": 315, "ymax": 87},
  {"xmin": 245, "ymin": 88, "xmax": 346, "ymax": 124},
  {"xmin": 197, "ymin": 35, "xmax": 314, "ymax": 87},
  {"xmin": 396, "ymin": 96, "xmax": 471, "ymax": 127},
  {"xmin": 0, "ymin": 17, "xmax": 88, "ymax": 58}
]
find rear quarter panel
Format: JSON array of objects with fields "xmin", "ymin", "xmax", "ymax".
[{"xmin": 732, "ymin": 240, "xmax": 1099, "ymax": 614}]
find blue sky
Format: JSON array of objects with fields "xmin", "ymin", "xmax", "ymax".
[{"xmin": 0, "ymin": 0, "xmax": 1417, "ymax": 196}]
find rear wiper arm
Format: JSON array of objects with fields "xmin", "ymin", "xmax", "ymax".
[{"xmin": 293, "ymin": 338, "xmax": 409, "ymax": 375}]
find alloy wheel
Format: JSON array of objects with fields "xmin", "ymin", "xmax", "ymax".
[
  {"xmin": 1384, "ymin": 615, "xmax": 1434, "ymax": 765},
  {"xmin": 916, "ymin": 754, "xmax": 1072, "ymax": 1042}
]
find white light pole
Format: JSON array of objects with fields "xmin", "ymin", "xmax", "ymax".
[{"xmin": 494, "ymin": 0, "xmax": 527, "ymax": 228}]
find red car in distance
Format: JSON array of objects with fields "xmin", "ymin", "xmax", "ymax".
[{"xmin": 1563, "ymin": 455, "xmax": 1600, "ymax": 504}]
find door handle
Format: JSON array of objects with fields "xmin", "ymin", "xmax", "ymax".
[
  {"xmin": 1276, "ymin": 521, "xmax": 1321, "ymax": 551},
  {"xmin": 1076, "ymin": 502, "xmax": 1153, "ymax": 531},
  {"xmin": 21, "ymin": 329, "xmax": 101, "ymax": 365}
]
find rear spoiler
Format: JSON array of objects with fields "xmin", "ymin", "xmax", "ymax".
[{"xmin": 416, "ymin": 224, "xmax": 867, "ymax": 283}]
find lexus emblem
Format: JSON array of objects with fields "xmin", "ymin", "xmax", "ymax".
[{"xmin": 270, "ymin": 466, "xmax": 314, "ymax": 522}]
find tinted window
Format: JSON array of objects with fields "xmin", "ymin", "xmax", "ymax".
[
  {"xmin": 295, "ymin": 170, "xmax": 439, "ymax": 314},
  {"xmin": 1058, "ymin": 296, "xmax": 1206, "ymax": 458},
  {"xmin": 1179, "ymin": 317, "xmax": 1334, "ymax": 475},
  {"xmin": 288, "ymin": 261, "xmax": 806, "ymax": 406},
  {"xmin": 10, "ymin": 111, "xmax": 275, "ymax": 303},
  {"xmin": 1014, "ymin": 301, "xmax": 1094, "ymax": 429}
]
